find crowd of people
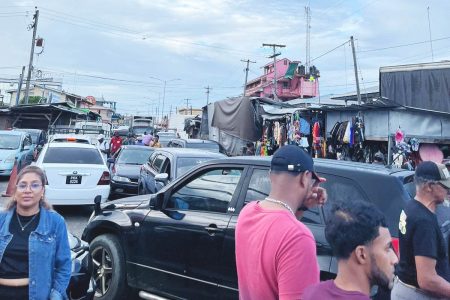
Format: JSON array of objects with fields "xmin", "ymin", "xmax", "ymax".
[
  {"xmin": 236, "ymin": 145, "xmax": 450, "ymax": 300},
  {"xmin": 1, "ymin": 142, "xmax": 450, "ymax": 299},
  {"xmin": 96, "ymin": 131, "xmax": 162, "ymax": 159}
]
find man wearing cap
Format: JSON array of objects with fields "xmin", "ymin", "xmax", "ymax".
[
  {"xmin": 392, "ymin": 161, "xmax": 450, "ymax": 299},
  {"xmin": 235, "ymin": 145, "xmax": 327, "ymax": 299}
]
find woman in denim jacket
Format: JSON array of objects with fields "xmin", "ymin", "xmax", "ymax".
[{"xmin": 0, "ymin": 166, "xmax": 71, "ymax": 300}]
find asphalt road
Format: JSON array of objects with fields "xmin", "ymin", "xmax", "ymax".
[{"xmin": 0, "ymin": 176, "xmax": 91, "ymax": 238}]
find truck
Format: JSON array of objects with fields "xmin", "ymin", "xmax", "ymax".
[{"xmin": 129, "ymin": 116, "xmax": 154, "ymax": 137}]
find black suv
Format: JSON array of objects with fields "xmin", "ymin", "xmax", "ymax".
[{"xmin": 82, "ymin": 157, "xmax": 414, "ymax": 300}]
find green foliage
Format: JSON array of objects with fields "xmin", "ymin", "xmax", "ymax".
[{"xmin": 19, "ymin": 96, "xmax": 47, "ymax": 105}]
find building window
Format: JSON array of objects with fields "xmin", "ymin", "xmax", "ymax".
[{"xmin": 283, "ymin": 82, "xmax": 289, "ymax": 88}]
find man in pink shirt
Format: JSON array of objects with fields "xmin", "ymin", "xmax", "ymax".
[{"xmin": 235, "ymin": 145, "xmax": 327, "ymax": 299}]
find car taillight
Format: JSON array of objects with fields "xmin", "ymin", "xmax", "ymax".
[
  {"xmin": 392, "ymin": 237, "xmax": 400, "ymax": 257},
  {"xmin": 98, "ymin": 171, "xmax": 110, "ymax": 185}
]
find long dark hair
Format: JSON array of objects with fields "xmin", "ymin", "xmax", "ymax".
[{"xmin": 5, "ymin": 165, "xmax": 52, "ymax": 210}]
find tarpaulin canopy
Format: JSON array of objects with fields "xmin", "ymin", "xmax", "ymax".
[
  {"xmin": 284, "ymin": 62, "xmax": 299, "ymax": 79},
  {"xmin": 380, "ymin": 62, "xmax": 450, "ymax": 113}
]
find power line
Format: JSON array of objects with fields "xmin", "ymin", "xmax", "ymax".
[
  {"xmin": 358, "ymin": 36, "xmax": 450, "ymax": 53},
  {"xmin": 311, "ymin": 39, "xmax": 350, "ymax": 62}
]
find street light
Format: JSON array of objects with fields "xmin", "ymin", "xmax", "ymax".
[{"xmin": 148, "ymin": 76, "xmax": 181, "ymax": 127}]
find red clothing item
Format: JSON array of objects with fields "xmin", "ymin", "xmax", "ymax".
[
  {"xmin": 110, "ymin": 136, "xmax": 122, "ymax": 155},
  {"xmin": 303, "ymin": 280, "xmax": 370, "ymax": 300},
  {"xmin": 235, "ymin": 201, "xmax": 319, "ymax": 300}
]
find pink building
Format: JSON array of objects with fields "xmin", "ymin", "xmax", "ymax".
[{"xmin": 245, "ymin": 58, "xmax": 319, "ymax": 101}]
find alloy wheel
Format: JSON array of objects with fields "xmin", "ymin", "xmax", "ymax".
[{"xmin": 91, "ymin": 246, "xmax": 114, "ymax": 297}]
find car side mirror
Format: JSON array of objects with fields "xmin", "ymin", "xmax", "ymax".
[
  {"xmin": 155, "ymin": 173, "xmax": 169, "ymax": 185},
  {"xmin": 107, "ymin": 158, "xmax": 115, "ymax": 163},
  {"xmin": 94, "ymin": 195, "xmax": 102, "ymax": 216},
  {"xmin": 150, "ymin": 193, "xmax": 164, "ymax": 210}
]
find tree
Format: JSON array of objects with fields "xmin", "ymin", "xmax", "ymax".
[{"xmin": 19, "ymin": 96, "xmax": 47, "ymax": 105}]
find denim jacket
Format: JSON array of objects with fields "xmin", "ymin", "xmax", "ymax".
[{"xmin": 0, "ymin": 207, "xmax": 71, "ymax": 300}]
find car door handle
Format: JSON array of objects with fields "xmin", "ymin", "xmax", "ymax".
[{"xmin": 205, "ymin": 224, "xmax": 223, "ymax": 235}]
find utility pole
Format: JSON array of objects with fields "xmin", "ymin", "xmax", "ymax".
[
  {"xmin": 15, "ymin": 66, "xmax": 26, "ymax": 106},
  {"xmin": 204, "ymin": 86, "xmax": 212, "ymax": 106},
  {"xmin": 262, "ymin": 43, "xmax": 285, "ymax": 101},
  {"xmin": 350, "ymin": 36, "xmax": 362, "ymax": 106},
  {"xmin": 184, "ymin": 98, "xmax": 191, "ymax": 115},
  {"xmin": 24, "ymin": 7, "xmax": 39, "ymax": 104},
  {"xmin": 241, "ymin": 59, "xmax": 256, "ymax": 96}
]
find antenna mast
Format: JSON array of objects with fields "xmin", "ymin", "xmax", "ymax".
[{"xmin": 305, "ymin": 5, "xmax": 311, "ymax": 71}]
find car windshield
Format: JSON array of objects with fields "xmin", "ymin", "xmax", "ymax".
[
  {"xmin": 28, "ymin": 132, "xmax": 39, "ymax": 144},
  {"xmin": 133, "ymin": 127, "xmax": 153, "ymax": 135},
  {"xmin": 176, "ymin": 157, "xmax": 215, "ymax": 177},
  {"xmin": 0, "ymin": 134, "xmax": 21, "ymax": 149},
  {"xmin": 117, "ymin": 149, "xmax": 153, "ymax": 165},
  {"xmin": 186, "ymin": 142, "xmax": 219, "ymax": 151},
  {"xmin": 43, "ymin": 147, "xmax": 104, "ymax": 164}
]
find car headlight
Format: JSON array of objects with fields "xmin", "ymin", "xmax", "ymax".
[
  {"xmin": 4, "ymin": 154, "xmax": 16, "ymax": 163},
  {"xmin": 112, "ymin": 175, "xmax": 131, "ymax": 183}
]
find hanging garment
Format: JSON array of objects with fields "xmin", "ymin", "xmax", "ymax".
[
  {"xmin": 343, "ymin": 121, "xmax": 351, "ymax": 144},
  {"xmin": 395, "ymin": 128, "xmax": 405, "ymax": 144},
  {"xmin": 299, "ymin": 118, "xmax": 310, "ymax": 135}
]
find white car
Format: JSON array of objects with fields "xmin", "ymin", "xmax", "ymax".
[
  {"xmin": 34, "ymin": 142, "xmax": 110, "ymax": 205},
  {"xmin": 48, "ymin": 134, "xmax": 94, "ymax": 145}
]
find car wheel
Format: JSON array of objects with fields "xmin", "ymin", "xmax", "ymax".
[{"xmin": 90, "ymin": 234, "xmax": 127, "ymax": 300}]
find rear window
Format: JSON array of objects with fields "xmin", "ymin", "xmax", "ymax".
[
  {"xmin": 176, "ymin": 157, "xmax": 215, "ymax": 177},
  {"xmin": 186, "ymin": 143, "xmax": 219, "ymax": 151},
  {"xmin": 43, "ymin": 147, "xmax": 103, "ymax": 164},
  {"xmin": 117, "ymin": 149, "xmax": 153, "ymax": 164}
]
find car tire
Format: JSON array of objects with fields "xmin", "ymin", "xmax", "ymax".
[{"xmin": 90, "ymin": 234, "xmax": 127, "ymax": 300}]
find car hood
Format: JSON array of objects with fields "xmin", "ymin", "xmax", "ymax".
[
  {"xmin": 101, "ymin": 194, "xmax": 151, "ymax": 210},
  {"xmin": 115, "ymin": 163, "xmax": 141, "ymax": 179}
]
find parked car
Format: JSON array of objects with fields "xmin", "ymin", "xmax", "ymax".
[
  {"xmin": 82, "ymin": 157, "xmax": 414, "ymax": 300},
  {"xmin": 34, "ymin": 142, "xmax": 110, "ymax": 205},
  {"xmin": 167, "ymin": 138, "xmax": 227, "ymax": 155},
  {"xmin": 68, "ymin": 231, "xmax": 95, "ymax": 300},
  {"xmin": 0, "ymin": 130, "xmax": 33, "ymax": 176},
  {"xmin": 13, "ymin": 128, "xmax": 48, "ymax": 146},
  {"xmin": 108, "ymin": 145, "xmax": 155, "ymax": 199},
  {"xmin": 138, "ymin": 148, "xmax": 226, "ymax": 195},
  {"xmin": 155, "ymin": 131, "xmax": 177, "ymax": 147}
]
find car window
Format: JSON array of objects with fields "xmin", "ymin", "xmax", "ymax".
[
  {"xmin": 244, "ymin": 168, "xmax": 322, "ymax": 225},
  {"xmin": 0, "ymin": 134, "xmax": 21, "ymax": 149},
  {"xmin": 43, "ymin": 147, "xmax": 104, "ymax": 164},
  {"xmin": 117, "ymin": 149, "xmax": 151, "ymax": 164},
  {"xmin": 152, "ymin": 154, "xmax": 166, "ymax": 172},
  {"xmin": 167, "ymin": 168, "xmax": 243, "ymax": 213},
  {"xmin": 176, "ymin": 156, "xmax": 218, "ymax": 177},
  {"xmin": 320, "ymin": 173, "xmax": 367, "ymax": 220},
  {"xmin": 23, "ymin": 135, "xmax": 32, "ymax": 147}
]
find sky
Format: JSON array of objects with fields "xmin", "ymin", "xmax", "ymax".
[{"xmin": 1, "ymin": 0, "xmax": 449, "ymax": 116}]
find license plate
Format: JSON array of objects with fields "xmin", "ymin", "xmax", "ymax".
[{"xmin": 66, "ymin": 175, "xmax": 82, "ymax": 184}]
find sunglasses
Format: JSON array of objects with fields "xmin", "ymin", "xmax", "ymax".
[{"xmin": 16, "ymin": 182, "xmax": 43, "ymax": 192}]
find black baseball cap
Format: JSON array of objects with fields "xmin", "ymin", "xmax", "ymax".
[
  {"xmin": 415, "ymin": 161, "xmax": 450, "ymax": 188},
  {"xmin": 271, "ymin": 145, "xmax": 320, "ymax": 180}
]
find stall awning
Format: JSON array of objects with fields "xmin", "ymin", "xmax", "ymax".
[{"xmin": 284, "ymin": 63, "xmax": 299, "ymax": 79}]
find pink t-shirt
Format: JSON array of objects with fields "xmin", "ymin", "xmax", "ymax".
[
  {"xmin": 303, "ymin": 280, "xmax": 370, "ymax": 300},
  {"xmin": 235, "ymin": 201, "xmax": 319, "ymax": 300}
]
